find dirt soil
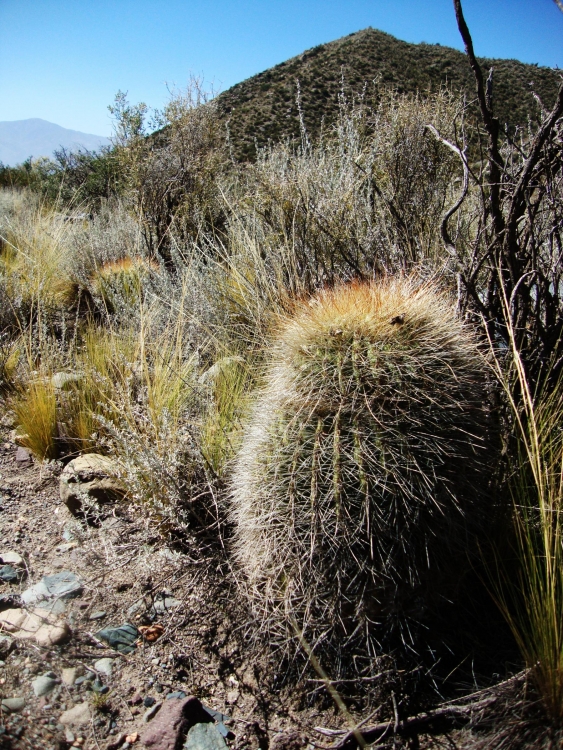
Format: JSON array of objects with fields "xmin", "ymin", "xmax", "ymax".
[
  {"xmin": 0, "ymin": 421, "xmax": 370, "ymax": 750},
  {"xmin": 0, "ymin": 422, "xmax": 546, "ymax": 750}
]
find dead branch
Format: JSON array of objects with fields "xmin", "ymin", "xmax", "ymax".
[
  {"xmin": 314, "ymin": 670, "xmax": 530, "ymax": 749},
  {"xmin": 315, "ymin": 694, "xmax": 497, "ymax": 748},
  {"xmin": 453, "ymin": 0, "xmax": 504, "ymax": 237},
  {"xmin": 504, "ymin": 81, "xmax": 563, "ymax": 256},
  {"xmin": 425, "ymin": 124, "xmax": 469, "ymax": 254}
]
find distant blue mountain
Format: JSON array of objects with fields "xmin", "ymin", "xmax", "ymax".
[{"xmin": 0, "ymin": 118, "xmax": 110, "ymax": 166}]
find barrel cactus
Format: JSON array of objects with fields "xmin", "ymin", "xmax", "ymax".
[
  {"xmin": 230, "ymin": 278, "xmax": 492, "ymax": 660},
  {"xmin": 91, "ymin": 257, "xmax": 157, "ymax": 314}
]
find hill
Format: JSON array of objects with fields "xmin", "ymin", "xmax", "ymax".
[
  {"xmin": 0, "ymin": 118, "xmax": 110, "ymax": 166},
  {"xmin": 216, "ymin": 28, "xmax": 562, "ymax": 160}
]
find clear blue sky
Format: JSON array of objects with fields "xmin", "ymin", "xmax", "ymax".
[{"xmin": 0, "ymin": 0, "xmax": 561, "ymax": 137}]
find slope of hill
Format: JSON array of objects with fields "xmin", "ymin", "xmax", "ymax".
[
  {"xmin": 216, "ymin": 28, "xmax": 562, "ymax": 160},
  {"xmin": 0, "ymin": 119, "xmax": 110, "ymax": 166}
]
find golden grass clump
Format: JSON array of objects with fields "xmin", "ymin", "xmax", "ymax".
[
  {"xmin": 14, "ymin": 379, "xmax": 58, "ymax": 461},
  {"xmin": 0, "ymin": 197, "xmax": 76, "ymax": 317},
  {"xmin": 231, "ymin": 277, "xmax": 492, "ymax": 662}
]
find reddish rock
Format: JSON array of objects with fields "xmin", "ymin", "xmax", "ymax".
[
  {"xmin": 141, "ymin": 696, "xmax": 210, "ymax": 750},
  {"xmin": 15, "ymin": 447, "xmax": 32, "ymax": 463}
]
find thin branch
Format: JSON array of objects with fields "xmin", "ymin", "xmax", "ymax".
[
  {"xmin": 453, "ymin": 0, "xmax": 505, "ymax": 237},
  {"xmin": 425, "ymin": 124, "xmax": 469, "ymax": 255},
  {"xmin": 504, "ymin": 81, "xmax": 563, "ymax": 254},
  {"xmin": 452, "ymin": 0, "xmax": 493, "ymax": 130},
  {"xmin": 316, "ymin": 694, "xmax": 498, "ymax": 749}
]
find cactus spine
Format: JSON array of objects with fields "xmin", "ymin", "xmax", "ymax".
[{"xmin": 231, "ymin": 278, "xmax": 491, "ymax": 659}]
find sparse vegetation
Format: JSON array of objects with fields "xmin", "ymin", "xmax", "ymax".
[{"xmin": 1, "ymin": 4, "xmax": 563, "ymax": 745}]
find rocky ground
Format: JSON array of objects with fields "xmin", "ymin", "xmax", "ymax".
[
  {"xmin": 0, "ymin": 421, "xmax": 545, "ymax": 750},
  {"xmin": 0, "ymin": 423, "xmax": 350, "ymax": 750}
]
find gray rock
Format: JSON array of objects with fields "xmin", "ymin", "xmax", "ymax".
[
  {"xmin": 96, "ymin": 623, "xmax": 139, "ymax": 654},
  {"xmin": 89, "ymin": 610, "xmax": 106, "ymax": 621},
  {"xmin": 21, "ymin": 571, "xmax": 83, "ymax": 614},
  {"xmin": 32, "ymin": 673, "xmax": 59, "ymax": 697},
  {"xmin": 75, "ymin": 672, "xmax": 95, "ymax": 686},
  {"xmin": 51, "ymin": 372, "xmax": 82, "ymax": 390},
  {"xmin": 1, "ymin": 697, "xmax": 27, "ymax": 713},
  {"xmin": 94, "ymin": 657, "xmax": 114, "ymax": 677},
  {"xmin": 127, "ymin": 600, "xmax": 143, "ymax": 617},
  {"xmin": 185, "ymin": 723, "xmax": 228, "ymax": 750},
  {"xmin": 60, "ymin": 454, "xmax": 125, "ymax": 517},
  {"xmin": 15, "ymin": 446, "xmax": 31, "ymax": 463},
  {"xmin": 142, "ymin": 702, "xmax": 162, "ymax": 723},
  {"xmin": 154, "ymin": 596, "xmax": 182, "ymax": 613},
  {"xmin": 0, "ymin": 565, "xmax": 23, "ymax": 583}
]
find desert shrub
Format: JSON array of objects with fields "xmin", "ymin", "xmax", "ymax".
[
  {"xmin": 110, "ymin": 82, "xmax": 227, "ymax": 264},
  {"xmin": 0, "ymin": 159, "xmax": 41, "ymax": 191},
  {"xmin": 231, "ymin": 277, "xmax": 493, "ymax": 667},
  {"xmin": 39, "ymin": 146, "xmax": 122, "ymax": 206},
  {"xmin": 230, "ymin": 89, "xmax": 461, "ymax": 293},
  {"xmin": 91, "ymin": 311, "xmax": 211, "ymax": 535},
  {"xmin": 0, "ymin": 146, "xmax": 122, "ymax": 208}
]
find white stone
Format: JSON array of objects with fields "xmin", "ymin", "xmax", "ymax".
[
  {"xmin": 59, "ymin": 702, "xmax": 91, "ymax": 727},
  {"xmin": 61, "ymin": 667, "xmax": 78, "ymax": 686},
  {"xmin": 94, "ymin": 657, "xmax": 114, "ymax": 677},
  {"xmin": 0, "ymin": 607, "xmax": 70, "ymax": 647},
  {"xmin": 60, "ymin": 454, "xmax": 125, "ymax": 516},
  {"xmin": 0, "ymin": 551, "xmax": 24, "ymax": 568}
]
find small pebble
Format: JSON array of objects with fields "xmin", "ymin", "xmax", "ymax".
[
  {"xmin": 143, "ymin": 696, "xmax": 156, "ymax": 707},
  {"xmin": 142, "ymin": 702, "xmax": 161, "ymax": 723},
  {"xmin": 89, "ymin": 610, "xmax": 106, "ymax": 621}
]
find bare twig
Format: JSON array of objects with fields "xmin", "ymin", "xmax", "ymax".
[
  {"xmin": 318, "ymin": 694, "xmax": 498, "ymax": 749},
  {"xmin": 425, "ymin": 124, "xmax": 469, "ymax": 254}
]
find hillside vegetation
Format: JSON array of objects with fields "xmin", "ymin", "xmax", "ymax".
[
  {"xmin": 217, "ymin": 27, "xmax": 562, "ymax": 160},
  {"xmin": 1, "ymin": 5, "xmax": 563, "ymax": 746}
]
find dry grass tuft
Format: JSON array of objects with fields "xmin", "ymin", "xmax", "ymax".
[{"xmin": 14, "ymin": 377, "xmax": 58, "ymax": 460}]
